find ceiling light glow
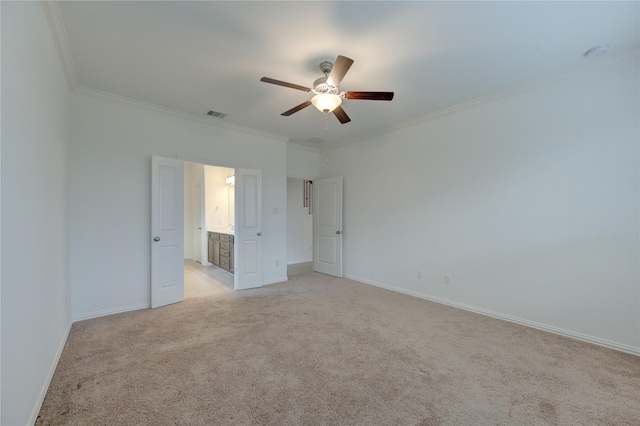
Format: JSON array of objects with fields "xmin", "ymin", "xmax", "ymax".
[{"xmin": 311, "ymin": 94, "xmax": 342, "ymax": 113}]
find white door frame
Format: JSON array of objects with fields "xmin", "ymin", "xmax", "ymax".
[
  {"xmin": 151, "ymin": 156, "xmax": 262, "ymax": 307},
  {"xmin": 193, "ymin": 181, "xmax": 207, "ymax": 264}
]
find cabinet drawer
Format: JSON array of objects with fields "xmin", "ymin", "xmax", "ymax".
[
  {"xmin": 220, "ymin": 234, "xmax": 233, "ymax": 243},
  {"xmin": 220, "ymin": 249, "xmax": 230, "ymax": 258},
  {"xmin": 220, "ymin": 242, "xmax": 231, "ymax": 250},
  {"xmin": 212, "ymin": 233, "xmax": 220, "ymax": 241},
  {"xmin": 220, "ymin": 256, "xmax": 230, "ymax": 270}
]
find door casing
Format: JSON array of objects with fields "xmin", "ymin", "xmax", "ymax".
[{"xmin": 152, "ymin": 156, "xmax": 264, "ymax": 306}]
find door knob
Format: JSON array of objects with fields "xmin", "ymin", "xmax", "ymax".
[
  {"xmin": 257, "ymin": 232, "xmax": 262, "ymax": 236},
  {"xmin": 336, "ymin": 231, "xmax": 341, "ymax": 235},
  {"xmin": 153, "ymin": 237, "xmax": 160, "ymax": 242}
]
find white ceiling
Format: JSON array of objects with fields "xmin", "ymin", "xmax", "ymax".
[{"xmin": 56, "ymin": 1, "xmax": 639, "ymax": 148}]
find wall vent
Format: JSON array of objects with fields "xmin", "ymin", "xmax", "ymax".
[{"xmin": 206, "ymin": 110, "xmax": 226, "ymax": 119}]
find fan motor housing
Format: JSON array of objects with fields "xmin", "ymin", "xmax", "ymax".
[
  {"xmin": 318, "ymin": 60, "xmax": 333, "ymax": 74},
  {"xmin": 312, "ymin": 77, "xmax": 339, "ymax": 95}
]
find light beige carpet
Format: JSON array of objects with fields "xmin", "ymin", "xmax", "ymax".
[{"xmin": 37, "ymin": 272, "xmax": 640, "ymax": 425}]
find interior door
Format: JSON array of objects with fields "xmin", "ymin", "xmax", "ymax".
[
  {"xmin": 151, "ymin": 156, "xmax": 184, "ymax": 308},
  {"xmin": 313, "ymin": 176, "xmax": 343, "ymax": 277},
  {"xmin": 234, "ymin": 168, "xmax": 263, "ymax": 290}
]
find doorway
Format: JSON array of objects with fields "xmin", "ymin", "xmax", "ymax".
[
  {"xmin": 151, "ymin": 156, "xmax": 264, "ymax": 307},
  {"xmin": 286, "ymin": 177, "xmax": 313, "ymax": 276},
  {"xmin": 286, "ymin": 176, "xmax": 344, "ymax": 278},
  {"xmin": 184, "ymin": 162, "xmax": 235, "ymax": 298},
  {"xmin": 184, "ymin": 259, "xmax": 233, "ymax": 298}
]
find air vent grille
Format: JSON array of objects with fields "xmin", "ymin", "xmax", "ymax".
[{"xmin": 206, "ymin": 110, "xmax": 226, "ymax": 119}]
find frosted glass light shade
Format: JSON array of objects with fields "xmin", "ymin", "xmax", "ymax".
[{"xmin": 311, "ymin": 94, "xmax": 342, "ymax": 113}]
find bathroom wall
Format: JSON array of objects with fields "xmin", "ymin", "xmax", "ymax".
[
  {"xmin": 205, "ymin": 165, "xmax": 235, "ymax": 233},
  {"xmin": 184, "ymin": 162, "xmax": 204, "ymax": 260}
]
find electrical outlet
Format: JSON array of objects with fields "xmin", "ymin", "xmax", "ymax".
[
  {"xmin": 444, "ymin": 274, "xmax": 452, "ymax": 285},
  {"xmin": 417, "ymin": 270, "xmax": 423, "ymax": 279}
]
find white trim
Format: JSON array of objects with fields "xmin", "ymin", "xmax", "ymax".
[
  {"xmin": 287, "ymin": 173, "xmax": 318, "ymax": 180},
  {"xmin": 28, "ymin": 320, "xmax": 72, "ymax": 426},
  {"xmin": 320, "ymin": 50, "xmax": 640, "ymax": 152},
  {"xmin": 177, "ymin": 155, "xmax": 239, "ymax": 170},
  {"xmin": 345, "ymin": 274, "xmax": 640, "ymax": 357},
  {"xmin": 71, "ymin": 302, "xmax": 150, "ymax": 323},
  {"xmin": 73, "ymin": 86, "xmax": 289, "ymax": 143},
  {"xmin": 41, "ymin": 0, "xmax": 77, "ymax": 90},
  {"xmin": 263, "ymin": 276, "xmax": 289, "ymax": 286},
  {"xmin": 287, "ymin": 142, "xmax": 320, "ymax": 153},
  {"xmin": 287, "ymin": 261, "xmax": 313, "ymax": 277}
]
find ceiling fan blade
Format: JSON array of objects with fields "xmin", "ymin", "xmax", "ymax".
[
  {"xmin": 281, "ymin": 100, "xmax": 312, "ymax": 116},
  {"xmin": 333, "ymin": 105, "xmax": 351, "ymax": 124},
  {"xmin": 326, "ymin": 55, "xmax": 354, "ymax": 87},
  {"xmin": 260, "ymin": 77, "xmax": 311, "ymax": 92},
  {"xmin": 344, "ymin": 91, "xmax": 394, "ymax": 101}
]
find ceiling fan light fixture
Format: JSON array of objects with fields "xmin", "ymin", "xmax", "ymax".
[
  {"xmin": 311, "ymin": 94, "xmax": 342, "ymax": 113},
  {"xmin": 260, "ymin": 55, "xmax": 392, "ymax": 123}
]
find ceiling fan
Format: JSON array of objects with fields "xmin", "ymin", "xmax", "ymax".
[{"xmin": 260, "ymin": 55, "xmax": 394, "ymax": 124}]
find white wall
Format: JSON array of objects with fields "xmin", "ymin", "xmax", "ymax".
[
  {"xmin": 287, "ymin": 143, "xmax": 320, "ymax": 179},
  {"xmin": 321, "ymin": 56, "xmax": 640, "ymax": 353},
  {"xmin": 205, "ymin": 165, "xmax": 234, "ymax": 232},
  {"xmin": 69, "ymin": 91, "xmax": 288, "ymax": 320},
  {"xmin": 287, "ymin": 178, "xmax": 313, "ymax": 265},
  {"xmin": 183, "ymin": 162, "xmax": 204, "ymax": 260},
  {"xmin": 1, "ymin": 2, "xmax": 72, "ymax": 424}
]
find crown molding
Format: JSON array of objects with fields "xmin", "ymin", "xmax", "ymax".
[
  {"xmin": 41, "ymin": 0, "xmax": 77, "ymax": 90},
  {"xmin": 36, "ymin": 1, "xmax": 638, "ymax": 153},
  {"xmin": 320, "ymin": 49, "xmax": 640, "ymax": 153},
  {"xmin": 287, "ymin": 141, "xmax": 321, "ymax": 153},
  {"xmin": 73, "ymin": 86, "xmax": 290, "ymax": 143}
]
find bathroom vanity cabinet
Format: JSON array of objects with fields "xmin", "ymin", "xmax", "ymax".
[{"xmin": 208, "ymin": 231, "xmax": 234, "ymax": 274}]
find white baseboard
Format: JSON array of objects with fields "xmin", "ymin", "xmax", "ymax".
[
  {"xmin": 263, "ymin": 276, "xmax": 288, "ymax": 286},
  {"xmin": 71, "ymin": 302, "xmax": 150, "ymax": 322},
  {"xmin": 28, "ymin": 320, "xmax": 72, "ymax": 426},
  {"xmin": 345, "ymin": 274, "xmax": 640, "ymax": 357},
  {"xmin": 287, "ymin": 262, "xmax": 312, "ymax": 277}
]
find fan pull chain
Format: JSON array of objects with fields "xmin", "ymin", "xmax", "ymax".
[{"xmin": 324, "ymin": 114, "xmax": 329, "ymax": 133}]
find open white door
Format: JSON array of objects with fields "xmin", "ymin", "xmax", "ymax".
[
  {"xmin": 313, "ymin": 176, "xmax": 343, "ymax": 277},
  {"xmin": 234, "ymin": 168, "xmax": 263, "ymax": 290},
  {"xmin": 193, "ymin": 182, "xmax": 206, "ymax": 264},
  {"xmin": 151, "ymin": 156, "xmax": 184, "ymax": 308}
]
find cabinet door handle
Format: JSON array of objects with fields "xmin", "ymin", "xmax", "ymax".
[
  {"xmin": 257, "ymin": 232, "xmax": 262, "ymax": 236},
  {"xmin": 336, "ymin": 231, "xmax": 341, "ymax": 235}
]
